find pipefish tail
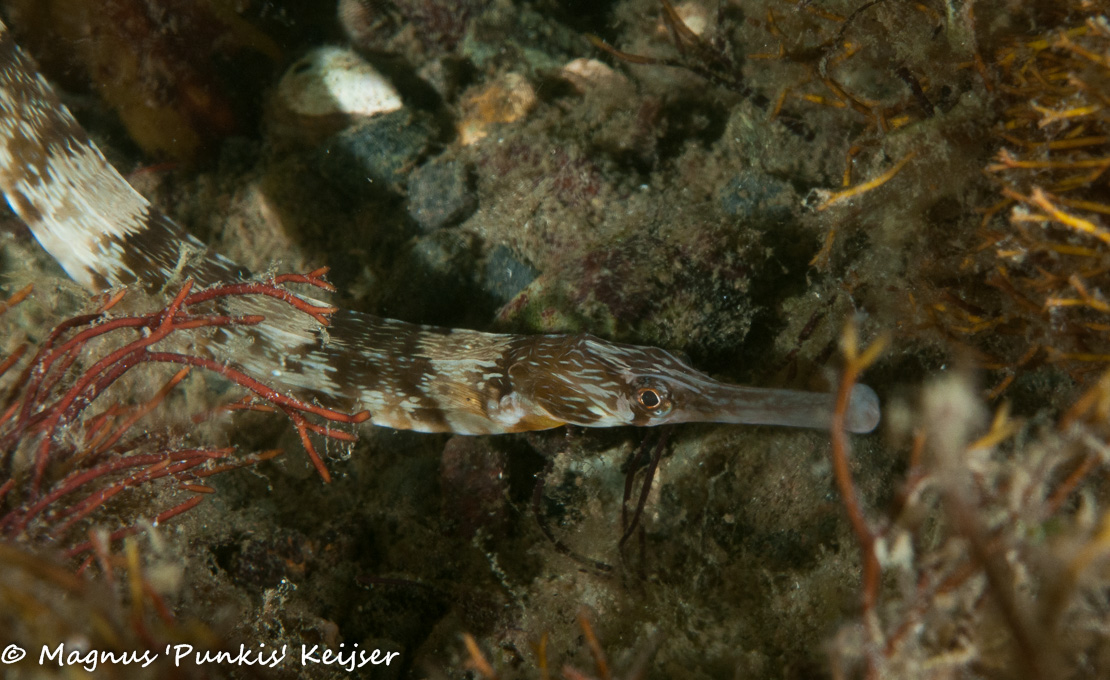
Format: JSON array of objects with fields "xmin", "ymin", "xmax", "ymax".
[{"xmin": 0, "ymin": 20, "xmax": 880, "ymax": 436}]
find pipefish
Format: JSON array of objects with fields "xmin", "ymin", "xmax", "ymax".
[{"xmin": 0, "ymin": 20, "xmax": 879, "ymax": 437}]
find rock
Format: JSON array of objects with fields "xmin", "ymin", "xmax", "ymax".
[
  {"xmin": 456, "ymin": 72, "xmax": 537, "ymax": 146},
  {"xmin": 482, "ymin": 245, "xmax": 539, "ymax": 305},
  {"xmin": 406, "ymin": 157, "xmax": 477, "ymax": 232},
  {"xmin": 719, "ymin": 169, "xmax": 798, "ymax": 228},
  {"xmin": 317, "ymin": 109, "xmax": 436, "ymax": 198}
]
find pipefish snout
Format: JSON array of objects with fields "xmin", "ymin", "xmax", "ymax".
[{"xmin": 491, "ymin": 334, "xmax": 880, "ymax": 434}]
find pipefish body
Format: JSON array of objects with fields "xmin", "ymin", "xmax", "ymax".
[{"xmin": 0, "ymin": 21, "xmax": 880, "ymax": 437}]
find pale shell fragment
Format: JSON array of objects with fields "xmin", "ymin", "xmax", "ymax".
[
  {"xmin": 657, "ymin": 1, "xmax": 710, "ymax": 37},
  {"xmin": 276, "ymin": 46, "xmax": 403, "ymax": 119},
  {"xmin": 560, "ymin": 58, "xmax": 628, "ymax": 93}
]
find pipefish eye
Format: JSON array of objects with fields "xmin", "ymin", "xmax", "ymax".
[
  {"xmin": 631, "ymin": 377, "xmax": 672, "ymax": 416},
  {"xmin": 636, "ymin": 386, "xmax": 663, "ymax": 409}
]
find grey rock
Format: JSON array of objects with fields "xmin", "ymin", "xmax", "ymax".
[
  {"xmin": 318, "ymin": 109, "xmax": 436, "ymax": 199},
  {"xmin": 406, "ymin": 157, "xmax": 477, "ymax": 232},
  {"xmin": 482, "ymin": 245, "xmax": 539, "ymax": 305}
]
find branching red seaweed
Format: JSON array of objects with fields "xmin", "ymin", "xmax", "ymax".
[{"xmin": 0, "ymin": 271, "xmax": 369, "ymax": 558}]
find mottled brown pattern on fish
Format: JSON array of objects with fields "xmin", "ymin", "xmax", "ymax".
[{"xmin": 0, "ymin": 18, "xmax": 881, "ymax": 436}]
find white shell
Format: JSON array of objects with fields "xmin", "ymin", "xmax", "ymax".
[
  {"xmin": 658, "ymin": 1, "xmax": 710, "ymax": 37},
  {"xmin": 560, "ymin": 58, "xmax": 628, "ymax": 93},
  {"xmin": 276, "ymin": 46, "xmax": 403, "ymax": 119}
]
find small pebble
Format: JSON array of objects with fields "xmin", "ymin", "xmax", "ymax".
[
  {"xmin": 719, "ymin": 169, "xmax": 798, "ymax": 227},
  {"xmin": 318, "ymin": 110, "xmax": 435, "ymax": 197},
  {"xmin": 457, "ymin": 72, "xmax": 537, "ymax": 146},
  {"xmin": 406, "ymin": 157, "xmax": 477, "ymax": 232},
  {"xmin": 482, "ymin": 245, "xmax": 539, "ymax": 305}
]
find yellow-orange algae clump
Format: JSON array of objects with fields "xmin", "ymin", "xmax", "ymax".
[{"xmin": 974, "ymin": 18, "xmax": 1110, "ymax": 389}]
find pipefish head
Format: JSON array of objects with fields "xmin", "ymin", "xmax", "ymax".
[{"xmin": 504, "ymin": 334, "xmax": 880, "ymax": 434}]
